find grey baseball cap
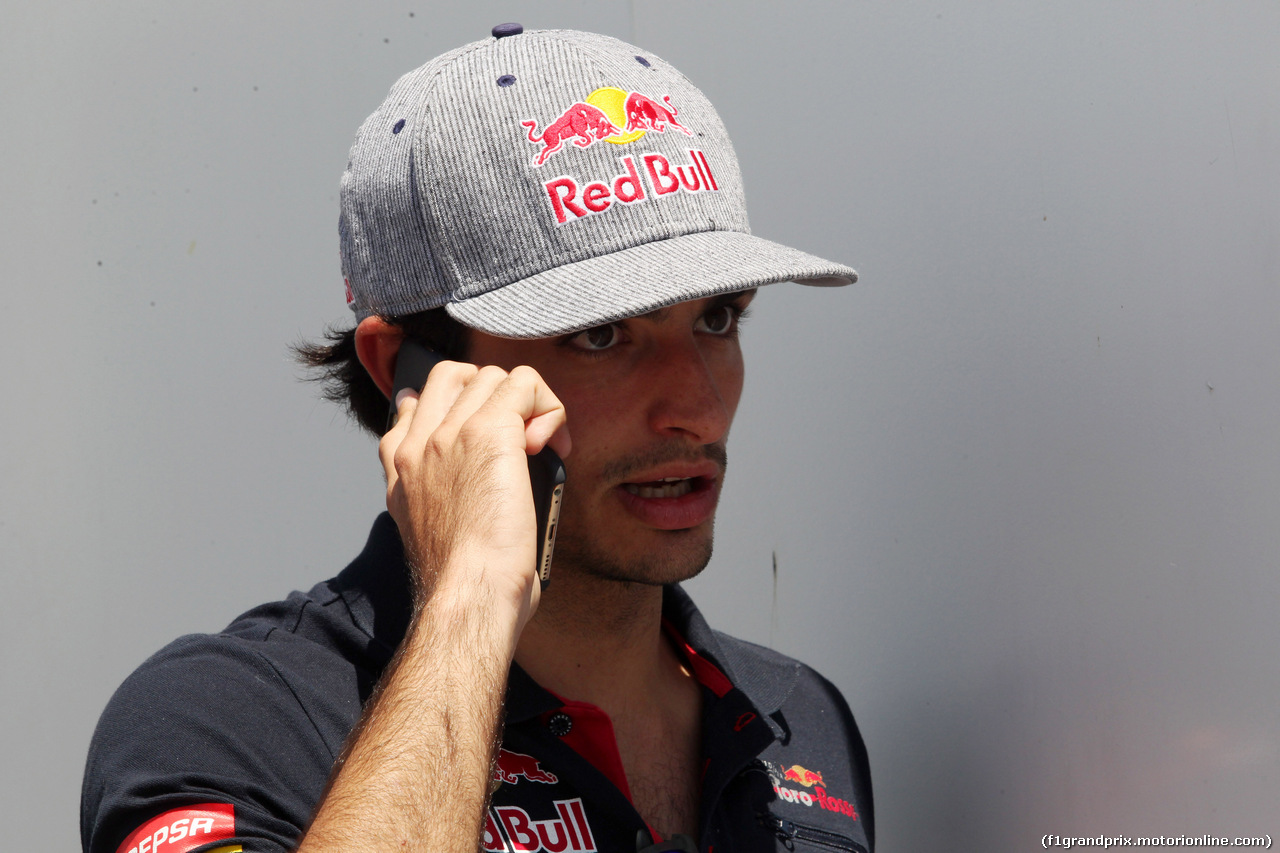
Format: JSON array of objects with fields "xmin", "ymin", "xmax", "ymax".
[{"xmin": 339, "ymin": 25, "xmax": 857, "ymax": 338}]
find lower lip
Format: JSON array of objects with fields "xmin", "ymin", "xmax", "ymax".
[{"xmin": 613, "ymin": 478, "xmax": 721, "ymax": 530}]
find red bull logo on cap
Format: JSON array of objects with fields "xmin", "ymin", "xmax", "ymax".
[
  {"xmin": 521, "ymin": 88, "xmax": 692, "ymax": 168},
  {"xmin": 520, "ymin": 88, "xmax": 719, "ymax": 226}
]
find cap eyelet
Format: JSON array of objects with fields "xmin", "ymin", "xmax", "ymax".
[
  {"xmin": 497, "ymin": 74, "xmax": 516, "ymax": 88},
  {"xmin": 392, "ymin": 119, "xmax": 406, "ymax": 134},
  {"xmin": 635, "ymin": 55, "xmax": 651, "ymax": 68}
]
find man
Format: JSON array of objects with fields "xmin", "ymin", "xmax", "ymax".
[{"xmin": 82, "ymin": 26, "xmax": 873, "ymax": 853}]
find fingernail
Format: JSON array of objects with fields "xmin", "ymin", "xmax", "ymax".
[{"xmin": 395, "ymin": 388, "xmax": 416, "ymax": 407}]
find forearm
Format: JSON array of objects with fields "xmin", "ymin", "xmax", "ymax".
[
  {"xmin": 298, "ymin": 585, "xmax": 518, "ymax": 852},
  {"xmin": 297, "ymin": 358, "xmax": 565, "ymax": 850}
]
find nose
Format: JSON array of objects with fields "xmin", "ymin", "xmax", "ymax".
[{"xmin": 644, "ymin": 336, "xmax": 737, "ymax": 445}]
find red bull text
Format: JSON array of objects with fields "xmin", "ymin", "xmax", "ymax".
[
  {"xmin": 482, "ymin": 798, "xmax": 597, "ymax": 853},
  {"xmin": 541, "ymin": 149, "xmax": 719, "ymax": 225}
]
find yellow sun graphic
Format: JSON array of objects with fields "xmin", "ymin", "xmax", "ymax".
[{"xmin": 585, "ymin": 87, "xmax": 646, "ymax": 145}]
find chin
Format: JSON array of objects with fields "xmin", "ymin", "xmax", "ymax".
[{"xmin": 554, "ymin": 526, "xmax": 715, "ymax": 587}]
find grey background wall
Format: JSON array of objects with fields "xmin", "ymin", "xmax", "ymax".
[{"xmin": 3, "ymin": 1, "xmax": 1277, "ymax": 849}]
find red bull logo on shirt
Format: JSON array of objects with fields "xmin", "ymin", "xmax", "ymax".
[
  {"xmin": 783, "ymin": 764, "xmax": 825, "ymax": 788},
  {"xmin": 493, "ymin": 749, "xmax": 559, "ymax": 785},
  {"xmin": 482, "ymin": 798, "xmax": 597, "ymax": 853},
  {"xmin": 521, "ymin": 88, "xmax": 693, "ymax": 167}
]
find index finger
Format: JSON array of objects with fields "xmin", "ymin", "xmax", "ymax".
[{"xmin": 475, "ymin": 365, "xmax": 570, "ymax": 456}]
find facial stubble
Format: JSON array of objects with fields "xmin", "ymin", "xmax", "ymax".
[{"xmin": 551, "ymin": 442, "xmax": 728, "ymax": 587}]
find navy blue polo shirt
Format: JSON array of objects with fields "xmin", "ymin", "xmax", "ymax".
[{"xmin": 82, "ymin": 514, "xmax": 873, "ymax": 853}]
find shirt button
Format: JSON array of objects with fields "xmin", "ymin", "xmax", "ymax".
[{"xmin": 548, "ymin": 712, "xmax": 573, "ymax": 737}]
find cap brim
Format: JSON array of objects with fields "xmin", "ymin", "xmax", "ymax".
[{"xmin": 445, "ymin": 230, "xmax": 857, "ymax": 338}]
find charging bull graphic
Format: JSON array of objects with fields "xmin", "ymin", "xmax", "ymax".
[
  {"xmin": 623, "ymin": 92, "xmax": 691, "ymax": 137},
  {"xmin": 522, "ymin": 103, "xmax": 621, "ymax": 167},
  {"xmin": 493, "ymin": 748, "xmax": 559, "ymax": 785},
  {"xmin": 522, "ymin": 88, "xmax": 693, "ymax": 167},
  {"xmin": 783, "ymin": 765, "xmax": 826, "ymax": 788}
]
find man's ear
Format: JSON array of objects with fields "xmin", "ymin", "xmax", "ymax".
[{"xmin": 354, "ymin": 316, "xmax": 403, "ymax": 402}]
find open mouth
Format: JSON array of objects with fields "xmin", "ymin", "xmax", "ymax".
[
  {"xmin": 621, "ymin": 476, "xmax": 705, "ymax": 499},
  {"xmin": 614, "ymin": 470, "xmax": 721, "ymax": 529}
]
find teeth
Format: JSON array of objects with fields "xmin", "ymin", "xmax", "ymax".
[{"xmin": 624, "ymin": 478, "xmax": 695, "ymax": 499}]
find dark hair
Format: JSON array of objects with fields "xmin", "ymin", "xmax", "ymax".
[{"xmin": 293, "ymin": 307, "xmax": 469, "ymax": 436}]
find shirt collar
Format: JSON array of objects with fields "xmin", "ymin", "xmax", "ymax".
[
  {"xmin": 330, "ymin": 512, "xmax": 413, "ymax": 663},
  {"xmin": 660, "ymin": 584, "xmax": 800, "ymax": 736},
  {"xmin": 503, "ymin": 586, "xmax": 801, "ymax": 734},
  {"xmin": 331, "ymin": 513, "xmax": 800, "ymax": 730}
]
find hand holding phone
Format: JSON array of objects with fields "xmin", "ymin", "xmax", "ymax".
[{"xmin": 388, "ymin": 339, "xmax": 566, "ymax": 588}]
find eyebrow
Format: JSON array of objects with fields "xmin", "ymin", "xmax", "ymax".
[{"xmin": 636, "ymin": 288, "xmax": 758, "ymax": 323}]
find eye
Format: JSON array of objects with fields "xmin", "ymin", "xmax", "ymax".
[
  {"xmin": 568, "ymin": 323, "xmax": 623, "ymax": 351},
  {"xmin": 696, "ymin": 304, "xmax": 742, "ymax": 336}
]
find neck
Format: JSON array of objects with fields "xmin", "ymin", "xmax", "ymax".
[{"xmin": 515, "ymin": 571, "xmax": 683, "ymax": 714}]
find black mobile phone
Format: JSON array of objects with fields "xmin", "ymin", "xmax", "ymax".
[{"xmin": 388, "ymin": 339, "xmax": 566, "ymax": 589}]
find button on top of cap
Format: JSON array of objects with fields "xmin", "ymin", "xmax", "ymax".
[{"xmin": 492, "ymin": 22, "xmax": 523, "ymax": 38}]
